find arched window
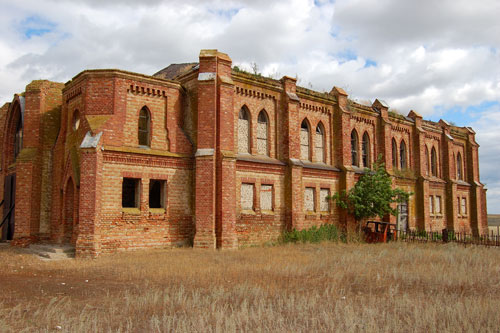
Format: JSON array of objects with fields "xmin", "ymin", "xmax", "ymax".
[
  {"xmin": 315, "ymin": 122, "xmax": 325, "ymax": 163},
  {"xmin": 392, "ymin": 139, "xmax": 398, "ymax": 169},
  {"xmin": 14, "ymin": 115, "xmax": 23, "ymax": 159},
  {"xmin": 431, "ymin": 147, "xmax": 438, "ymax": 177},
  {"xmin": 457, "ymin": 153, "xmax": 463, "ymax": 180},
  {"xmin": 362, "ymin": 132, "xmax": 370, "ymax": 168},
  {"xmin": 425, "ymin": 146, "xmax": 430, "ymax": 176},
  {"xmin": 300, "ymin": 119, "xmax": 310, "ymax": 161},
  {"xmin": 72, "ymin": 109, "xmax": 80, "ymax": 131},
  {"xmin": 238, "ymin": 107, "xmax": 250, "ymax": 154},
  {"xmin": 351, "ymin": 130, "xmax": 359, "ymax": 166},
  {"xmin": 138, "ymin": 107, "xmax": 151, "ymax": 146},
  {"xmin": 400, "ymin": 140, "xmax": 407, "ymax": 169},
  {"xmin": 257, "ymin": 110, "xmax": 269, "ymax": 156}
]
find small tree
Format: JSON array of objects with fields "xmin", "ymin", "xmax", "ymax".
[{"xmin": 332, "ymin": 157, "xmax": 411, "ymax": 226}]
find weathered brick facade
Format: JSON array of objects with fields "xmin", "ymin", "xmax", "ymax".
[{"xmin": 0, "ymin": 49, "xmax": 488, "ymax": 257}]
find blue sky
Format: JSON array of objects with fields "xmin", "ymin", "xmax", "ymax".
[{"xmin": 0, "ymin": 0, "xmax": 499, "ymax": 212}]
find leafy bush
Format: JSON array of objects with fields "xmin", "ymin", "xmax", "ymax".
[{"xmin": 280, "ymin": 224, "xmax": 343, "ymax": 244}]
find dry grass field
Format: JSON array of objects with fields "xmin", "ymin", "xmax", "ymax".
[{"xmin": 1, "ymin": 242, "xmax": 500, "ymax": 332}]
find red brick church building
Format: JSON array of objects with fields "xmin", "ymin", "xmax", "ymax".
[{"xmin": 0, "ymin": 49, "xmax": 488, "ymax": 257}]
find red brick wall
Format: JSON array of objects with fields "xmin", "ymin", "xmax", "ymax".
[{"xmin": 0, "ymin": 49, "xmax": 488, "ymax": 254}]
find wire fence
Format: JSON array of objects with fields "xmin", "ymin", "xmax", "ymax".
[{"xmin": 395, "ymin": 229, "xmax": 500, "ymax": 247}]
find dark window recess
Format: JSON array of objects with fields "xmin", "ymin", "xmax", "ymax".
[
  {"xmin": 149, "ymin": 180, "xmax": 165, "ymax": 208},
  {"xmin": 138, "ymin": 107, "xmax": 150, "ymax": 146},
  {"xmin": 14, "ymin": 116, "xmax": 23, "ymax": 159},
  {"xmin": 122, "ymin": 178, "xmax": 139, "ymax": 208}
]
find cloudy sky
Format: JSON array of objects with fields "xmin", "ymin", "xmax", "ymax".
[{"xmin": 1, "ymin": 0, "xmax": 499, "ymax": 212}]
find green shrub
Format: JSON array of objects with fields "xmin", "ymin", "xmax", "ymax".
[{"xmin": 280, "ymin": 224, "xmax": 343, "ymax": 244}]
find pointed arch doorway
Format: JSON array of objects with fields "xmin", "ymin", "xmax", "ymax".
[{"xmin": 63, "ymin": 178, "xmax": 79, "ymax": 244}]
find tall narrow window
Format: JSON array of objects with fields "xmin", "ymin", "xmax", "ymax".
[
  {"xmin": 429, "ymin": 195, "xmax": 434, "ymax": 214},
  {"xmin": 122, "ymin": 178, "xmax": 140, "ymax": 208},
  {"xmin": 461, "ymin": 197, "xmax": 467, "ymax": 215},
  {"xmin": 431, "ymin": 147, "xmax": 438, "ymax": 177},
  {"xmin": 300, "ymin": 119, "xmax": 310, "ymax": 161},
  {"xmin": 457, "ymin": 153, "xmax": 463, "ymax": 180},
  {"xmin": 257, "ymin": 110, "xmax": 269, "ymax": 156},
  {"xmin": 315, "ymin": 122, "xmax": 325, "ymax": 163},
  {"xmin": 14, "ymin": 116, "xmax": 23, "ymax": 159},
  {"xmin": 351, "ymin": 130, "xmax": 359, "ymax": 166},
  {"xmin": 149, "ymin": 180, "xmax": 166, "ymax": 209},
  {"xmin": 435, "ymin": 196, "xmax": 442, "ymax": 214},
  {"xmin": 304, "ymin": 187, "xmax": 315, "ymax": 212},
  {"xmin": 241, "ymin": 183, "xmax": 254, "ymax": 210},
  {"xmin": 400, "ymin": 140, "xmax": 407, "ymax": 169},
  {"xmin": 72, "ymin": 109, "xmax": 80, "ymax": 131},
  {"xmin": 392, "ymin": 139, "xmax": 398, "ymax": 168},
  {"xmin": 362, "ymin": 132, "xmax": 370, "ymax": 168},
  {"xmin": 138, "ymin": 107, "xmax": 151, "ymax": 146},
  {"xmin": 238, "ymin": 107, "xmax": 251, "ymax": 154},
  {"xmin": 320, "ymin": 188, "xmax": 330, "ymax": 212},
  {"xmin": 425, "ymin": 146, "xmax": 430, "ymax": 176},
  {"xmin": 260, "ymin": 184, "xmax": 273, "ymax": 211}
]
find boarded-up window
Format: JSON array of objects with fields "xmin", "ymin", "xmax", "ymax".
[
  {"xmin": 300, "ymin": 120, "xmax": 310, "ymax": 160},
  {"xmin": 429, "ymin": 195, "xmax": 434, "ymax": 214},
  {"xmin": 435, "ymin": 196, "xmax": 441, "ymax": 214},
  {"xmin": 315, "ymin": 123, "xmax": 325, "ymax": 163},
  {"xmin": 138, "ymin": 107, "xmax": 150, "ymax": 146},
  {"xmin": 238, "ymin": 107, "xmax": 250, "ymax": 154},
  {"xmin": 260, "ymin": 184, "xmax": 273, "ymax": 211},
  {"xmin": 257, "ymin": 111, "xmax": 268, "ymax": 156},
  {"xmin": 461, "ymin": 197, "xmax": 467, "ymax": 215},
  {"xmin": 320, "ymin": 188, "xmax": 330, "ymax": 212},
  {"xmin": 304, "ymin": 187, "xmax": 315, "ymax": 212},
  {"xmin": 241, "ymin": 183, "xmax": 254, "ymax": 210}
]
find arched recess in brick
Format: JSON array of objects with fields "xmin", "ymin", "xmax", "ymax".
[
  {"xmin": 457, "ymin": 152, "xmax": 463, "ymax": 180},
  {"xmin": 238, "ymin": 106, "xmax": 251, "ymax": 154},
  {"xmin": 351, "ymin": 129, "xmax": 359, "ymax": 166},
  {"xmin": 425, "ymin": 146, "xmax": 430, "ymax": 176},
  {"xmin": 431, "ymin": 147, "xmax": 438, "ymax": 177},
  {"xmin": 4, "ymin": 100, "xmax": 23, "ymax": 168},
  {"xmin": 257, "ymin": 110, "xmax": 269, "ymax": 156},
  {"xmin": 392, "ymin": 138, "xmax": 398, "ymax": 169},
  {"xmin": 362, "ymin": 131, "xmax": 371, "ymax": 168},
  {"xmin": 63, "ymin": 177, "xmax": 75, "ymax": 244},
  {"xmin": 138, "ymin": 106, "xmax": 151, "ymax": 147},
  {"xmin": 300, "ymin": 118, "xmax": 311, "ymax": 161},
  {"xmin": 400, "ymin": 139, "xmax": 407, "ymax": 169},
  {"xmin": 315, "ymin": 122, "xmax": 325, "ymax": 163}
]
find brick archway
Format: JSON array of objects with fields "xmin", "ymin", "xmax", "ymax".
[{"xmin": 63, "ymin": 177, "xmax": 78, "ymax": 244}]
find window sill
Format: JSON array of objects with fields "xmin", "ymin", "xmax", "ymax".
[
  {"xmin": 122, "ymin": 207, "xmax": 141, "ymax": 215},
  {"xmin": 261, "ymin": 210, "xmax": 274, "ymax": 215},
  {"xmin": 241, "ymin": 209, "xmax": 256, "ymax": 215},
  {"xmin": 149, "ymin": 208, "xmax": 166, "ymax": 215}
]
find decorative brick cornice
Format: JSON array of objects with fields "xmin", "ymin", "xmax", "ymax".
[
  {"xmin": 128, "ymin": 84, "xmax": 168, "ymax": 97},
  {"xmin": 235, "ymin": 86, "xmax": 276, "ymax": 100}
]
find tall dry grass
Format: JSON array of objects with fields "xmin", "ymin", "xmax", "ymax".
[{"xmin": 0, "ymin": 242, "xmax": 499, "ymax": 332}]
